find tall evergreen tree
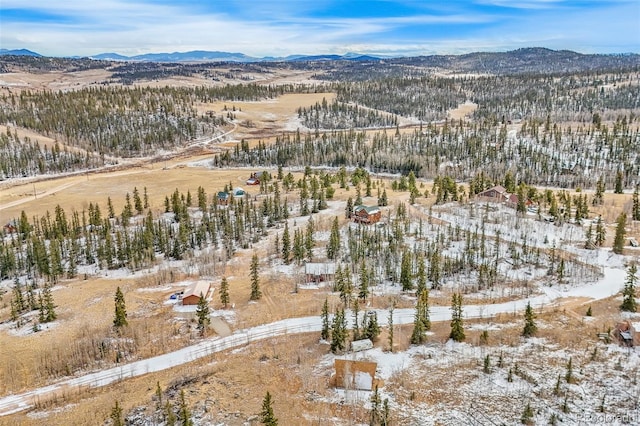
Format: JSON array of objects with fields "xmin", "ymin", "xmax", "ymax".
[
  {"xmin": 330, "ymin": 308, "xmax": 347, "ymax": 354},
  {"xmin": 196, "ymin": 293, "xmax": 210, "ymax": 336},
  {"xmin": 260, "ymin": 391, "xmax": 278, "ymax": 426},
  {"xmin": 370, "ymin": 385, "xmax": 381, "ymax": 426},
  {"xmin": 614, "ymin": 170, "xmax": 624, "ymax": 194},
  {"xmin": 110, "ymin": 400, "xmax": 124, "ymax": 426},
  {"xmin": 305, "ymin": 217, "xmax": 315, "ymax": 260},
  {"xmin": 595, "ymin": 217, "xmax": 606, "ymax": 247},
  {"xmin": 410, "ymin": 289, "xmax": 431, "ymax": 344},
  {"xmin": 320, "ymin": 298, "xmax": 330, "ymax": 341},
  {"xmin": 416, "ymin": 254, "xmax": 427, "ymax": 295},
  {"xmin": 613, "ymin": 212, "xmax": 627, "ymax": 254},
  {"xmin": 358, "ymin": 261, "xmax": 369, "ymax": 301},
  {"xmin": 41, "ymin": 283, "xmax": 56, "ymax": 323},
  {"xmin": 219, "ymin": 277, "xmax": 230, "ymax": 308},
  {"xmin": 178, "ymin": 389, "xmax": 193, "ymax": 426},
  {"xmin": 327, "ymin": 217, "xmax": 340, "ymax": 260},
  {"xmin": 621, "ymin": 263, "xmax": 638, "ymax": 312},
  {"xmin": 522, "ymin": 301, "xmax": 537, "ymax": 337},
  {"xmin": 400, "ymin": 250, "xmax": 412, "ymax": 292},
  {"xmin": 388, "ymin": 304, "xmax": 395, "ymax": 352},
  {"xmin": 449, "ymin": 293, "xmax": 465, "ymax": 342},
  {"xmin": 113, "ymin": 286, "xmax": 128, "ymax": 329},
  {"xmin": 281, "ymin": 222, "xmax": 291, "ymax": 264},
  {"xmin": 633, "ymin": 185, "xmax": 640, "ymax": 221},
  {"xmin": 250, "ymin": 253, "xmax": 262, "ymax": 300},
  {"xmin": 362, "ymin": 310, "xmax": 381, "ymax": 341},
  {"xmin": 352, "ymin": 298, "xmax": 361, "ymax": 341}
]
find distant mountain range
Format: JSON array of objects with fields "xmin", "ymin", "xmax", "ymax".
[
  {"xmin": 0, "ymin": 48, "xmax": 42, "ymax": 57},
  {"xmin": 0, "ymin": 48, "xmax": 384, "ymax": 63},
  {"xmin": 1, "ymin": 48, "xmax": 638, "ymax": 74}
]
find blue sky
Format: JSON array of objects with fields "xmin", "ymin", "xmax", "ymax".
[{"xmin": 1, "ymin": 0, "xmax": 638, "ymax": 57}]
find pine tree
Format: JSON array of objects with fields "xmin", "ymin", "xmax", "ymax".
[
  {"xmin": 320, "ymin": 298, "xmax": 330, "ymax": 340},
  {"xmin": 178, "ymin": 389, "xmax": 193, "ymax": 426},
  {"xmin": 387, "ymin": 304, "xmax": 395, "ymax": 352},
  {"xmin": 219, "ymin": 277, "xmax": 230, "ymax": 308},
  {"xmin": 358, "ymin": 261, "xmax": 369, "ymax": 301},
  {"xmin": 565, "ymin": 357, "xmax": 574, "ymax": 383},
  {"xmin": 330, "ymin": 308, "xmax": 347, "ymax": 354},
  {"xmin": 352, "ymin": 299, "xmax": 361, "ymax": 341},
  {"xmin": 634, "ymin": 185, "xmax": 640, "ymax": 221},
  {"xmin": 449, "ymin": 293, "xmax": 465, "ymax": 342},
  {"xmin": 522, "ymin": 301, "xmax": 537, "ymax": 337},
  {"xmin": 327, "ymin": 216, "xmax": 340, "ymax": 260},
  {"xmin": 362, "ymin": 311, "xmax": 380, "ymax": 341},
  {"xmin": 281, "ymin": 222, "xmax": 290, "ymax": 264},
  {"xmin": 410, "ymin": 289, "xmax": 431, "ymax": 344},
  {"xmin": 614, "ymin": 170, "xmax": 624, "ymax": 194},
  {"xmin": 521, "ymin": 402, "xmax": 533, "ymax": 425},
  {"xmin": 250, "ymin": 253, "xmax": 261, "ymax": 300},
  {"xmin": 113, "ymin": 286, "xmax": 128, "ymax": 329},
  {"xmin": 416, "ymin": 254, "xmax": 427, "ymax": 295},
  {"xmin": 410, "ymin": 305, "xmax": 426, "ymax": 344},
  {"xmin": 110, "ymin": 400, "xmax": 124, "ymax": 426},
  {"xmin": 41, "ymin": 283, "xmax": 56, "ymax": 323},
  {"xmin": 133, "ymin": 187, "xmax": 143, "ymax": 214},
  {"xmin": 305, "ymin": 217, "xmax": 315, "ymax": 260},
  {"xmin": 196, "ymin": 293, "xmax": 210, "ymax": 336},
  {"xmin": 585, "ymin": 223, "xmax": 594, "ymax": 249},
  {"xmin": 370, "ymin": 385, "xmax": 381, "ymax": 426},
  {"xmin": 595, "ymin": 217, "xmax": 606, "ymax": 246},
  {"xmin": 107, "ymin": 197, "xmax": 116, "ymax": 219},
  {"xmin": 593, "ymin": 176, "xmax": 605, "ymax": 205},
  {"xmin": 165, "ymin": 401, "xmax": 176, "ymax": 426},
  {"xmin": 613, "ymin": 212, "xmax": 627, "ymax": 254},
  {"xmin": 345, "ymin": 197, "xmax": 353, "ymax": 218},
  {"xmin": 621, "ymin": 263, "xmax": 638, "ymax": 312},
  {"xmin": 260, "ymin": 391, "xmax": 278, "ymax": 426},
  {"xmin": 400, "ymin": 250, "xmax": 412, "ymax": 291}
]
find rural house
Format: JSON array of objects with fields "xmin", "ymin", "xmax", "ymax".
[
  {"xmin": 246, "ymin": 171, "xmax": 265, "ymax": 185},
  {"xmin": 3, "ymin": 220, "xmax": 17, "ymax": 234},
  {"xmin": 182, "ymin": 281, "xmax": 212, "ymax": 305},
  {"xmin": 352, "ymin": 205, "xmax": 382, "ymax": 224},
  {"xmin": 217, "ymin": 191, "xmax": 230, "ymax": 205},
  {"xmin": 304, "ymin": 262, "xmax": 336, "ymax": 283},
  {"xmin": 476, "ymin": 185, "xmax": 527, "ymax": 209}
]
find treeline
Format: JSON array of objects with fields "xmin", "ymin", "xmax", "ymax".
[
  {"xmin": 332, "ymin": 70, "xmax": 640, "ymax": 124},
  {"xmin": 297, "ymin": 97, "xmax": 399, "ymax": 130},
  {"xmin": 215, "ymin": 115, "xmax": 640, "ymax": 189},
  {"xmin": 0, "ymin": 130, "xmax": 107, "ymax": 179},
  {"xmin": 0, "ymin": 86, "xmax": 219, "ymax": 157},
  {"xmin": 0, "ymin": 83, "xmax": 326, "ymax": 160},
  {"xmin": 336, "ymin": 76, "xmax": 466, "ymax": 121}
]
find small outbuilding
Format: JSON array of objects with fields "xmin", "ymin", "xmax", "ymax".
[
  {"xmin": 350, "ymin": 338, "xmax": 373, "ymax": 352},
  {"xmin": 182, "ymin": 281, "xmax": 212, "ymax": 305},
  {"xmin": 614, "ymin": 320, "xmax": 639, "ymax": 347},
  {"xmin": 232, "ymin": 187, "xmax": 246, "ymax": 197}
]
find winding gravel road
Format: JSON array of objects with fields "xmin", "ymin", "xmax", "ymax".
[{"xmin": 0, "ymin": 265, "xmax": 623, "ymax": 417}]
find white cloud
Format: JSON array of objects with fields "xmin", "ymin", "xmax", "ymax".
[{"xmin": 1, "ymin": 0, "xmax": 637, "ymax": 56}]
